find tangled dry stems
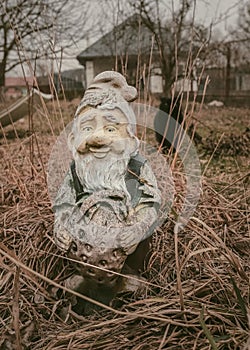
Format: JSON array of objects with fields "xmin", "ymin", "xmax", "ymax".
[{"xmin": 0, "ymin": 102, "xmax": 249, "ymax": 350}]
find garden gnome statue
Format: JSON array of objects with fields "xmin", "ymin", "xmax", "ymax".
[{"xmin": 53, "ymin": 71, "xmax": 161, "ymax": 314}]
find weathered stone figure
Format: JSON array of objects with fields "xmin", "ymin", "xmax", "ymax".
[{"xmin": 53, "ymin": 71, "xmax": 161, "ymax": 314}]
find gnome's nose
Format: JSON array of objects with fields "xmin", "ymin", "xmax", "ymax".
[{"xmin": 86, "ymin": 130, "xmax": 110, "ymax": 147}]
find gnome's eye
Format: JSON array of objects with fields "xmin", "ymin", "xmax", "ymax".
[
  {"xmin": 105, "ymin": 126, "xmax": 117, "ymax": 133},
  {"xmin": 82, "ymin": 126, "xmax": 93, "ymax": 132}
]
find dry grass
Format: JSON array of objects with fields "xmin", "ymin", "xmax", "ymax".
[{"xmin": 0, "ymin": 98, "xmax": 249, "ymax": 350}]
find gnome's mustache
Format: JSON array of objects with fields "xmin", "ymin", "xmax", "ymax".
[{"xmin": 76, "ymin": 139, "xmax": 111, "ymax": 156}]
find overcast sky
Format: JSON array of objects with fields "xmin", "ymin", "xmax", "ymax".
[{"xmin": 196, "ymin": 0, "xmax": 242, "ymax": 28}]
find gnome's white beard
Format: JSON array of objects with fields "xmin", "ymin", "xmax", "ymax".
[{"xmin": 74, "ymin": 151, "xmax": 131, "ymax": 199}]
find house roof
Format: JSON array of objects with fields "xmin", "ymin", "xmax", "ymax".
[{"xmin": 77, "ymin": 14, "xmax": 155, "ymax": 63}]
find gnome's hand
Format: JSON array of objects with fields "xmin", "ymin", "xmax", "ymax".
[{"xmin": 54, "ymin": 226, "xmax": 72, "ymax": 251}]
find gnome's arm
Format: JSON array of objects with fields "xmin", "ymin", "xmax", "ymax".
[
  {"xmin": 53, "ymin": 171, "xmax": 76, "ymax": 250},
  {"xmin": 138, "ymin": 161, "xmax": 161, "ymax": 208},
  {"xmin": 134, "ymin": 161, "xmax": 161, "ymax": 236}
]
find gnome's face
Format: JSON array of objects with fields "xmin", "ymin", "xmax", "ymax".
[
  {"xmin": 68, "ymin": 106, "xmax": 139, "ymax": 193},
  {"xmin": 69, "ymin": 107, "xmax": 138, "ymax": 160}
]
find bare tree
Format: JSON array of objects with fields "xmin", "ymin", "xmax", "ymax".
[
  {"xmin": 0, "ymin": 0, "xmax": 91, "ymax": 86},
  {"xmin": 232, "ymin": 0, "xmax": 250, "ymax": 64},
  {"xmin": 128, "ymin": 0, "xmax": 209, "ymax": 95},
  {"xmin": 237, "ymin": 0, "xmax": 250, "ymax": 38}
]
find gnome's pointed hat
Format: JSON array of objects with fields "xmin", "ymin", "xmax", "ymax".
[{"xmin": 75, "ymin": 71, "xmax": 138, "ymax": 133}]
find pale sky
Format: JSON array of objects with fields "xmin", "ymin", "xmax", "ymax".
[{"xmin": 195, "ymin": 0, "xmax": 242, "ymax": 30}]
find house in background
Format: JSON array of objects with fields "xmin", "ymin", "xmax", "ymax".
[
  {"xmin": 77, "ymin": 15, "xmax": 250, "ymax": 106},
  {"xmin": 76, "ymin": 14, "xmax": 167, "ymax": 95},
  {"xmin": 199, "ymin": 49, "xmax": 250, "ymax": 106},
  {"xmin": 233, "ymin": 64, "xmax": 250, "ymax": 104},
  {"xmin": 4, "ymin": 76, "xmax": 35, "ymax": 100}
]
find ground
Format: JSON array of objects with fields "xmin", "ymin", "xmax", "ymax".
[{"xmin": 0, "ymin": 97, "xmax": 249, "ymax": 349}]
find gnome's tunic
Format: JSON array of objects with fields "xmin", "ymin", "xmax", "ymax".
[{"xmin": 54, "ymin": 152, "xmax": 161, "ymax": 252}]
